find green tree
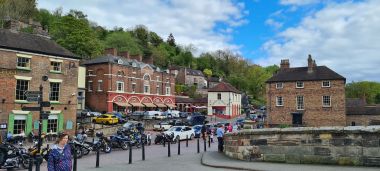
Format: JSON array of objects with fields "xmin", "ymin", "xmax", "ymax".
[
  {"xmin": 203, "ymin": 69, "xmax": 212, "ymax": 78},
  {"xmin": 346, "ymin": 81, "xmax": 380, "ymax": 104},
  {"xmin": 167, "ymin": 33, "xmax": 176, "ymax": 47},
  {"xmin": 105, "ymin": 31, "xmax": 142, "ymax": 55}
]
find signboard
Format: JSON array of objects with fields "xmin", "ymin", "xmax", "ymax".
[
  {"xmin": 66, "ymin": 120, "xmax": 73, "ymax": 130},
  {"xmin": 26, "ymin": 97, "xmax": 40, "ymax": 102},
  {"xmin": 0, "ymin": 123, "xmax": 7, "ymax": 129},
  {"xmin": 34, "ymin": 121, "xmax": 39, "ymax": 129},
  {"xmin": 21, "ymin": 106, "xmax": 40, "ymax": 111},
  {"xmin": 25, "ymin": 91, "xmax": 41, "ymax": 102},
  {"xmin": 41, "ymin": 101, "xmax": 51, "ymax": 107}
]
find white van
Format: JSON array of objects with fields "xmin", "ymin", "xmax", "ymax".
[
  {"xmin": 165, "ymin": 110, "xmax": 180, "ymax": 118},
  {"xmin": 144, "ymin": 111, "xmax": 162, "ymax": 120}
]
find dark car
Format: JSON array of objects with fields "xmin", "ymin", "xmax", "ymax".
[
  {"xmin": 179, "ymin": 112, "xmax": 190, "ymax": 118},
  {"xmin": 168, "ymin": 119, "xmax": 186, "ymax": 126},
  {"xmin": 187, "ymin": 115, "xmax": 206, "ymax": 126}
]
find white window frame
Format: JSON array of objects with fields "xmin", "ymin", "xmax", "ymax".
[
  {"xmin": 217, "ymin": 93, "xmax": 221, "ymax": 100},
  {"xmin": 276, "ymin": 96, "xmax": 283, "ymax": 106},
  {"xmin": 97, "ymin": 80, "xmax": 103, "ymax": 92},
  {"xmin": 88, "ymin": 81, "xmax": 93, "ymax": 92},
  {"xmin": 116, "ymin": 81, "xmax": 124, "ymax": 92},
  {"xmin": 276, "ymin": 82, "xmax": 283, "ymax": 89},
  {"xmin": 322, "ymin": 96, "xmax": 331, "ymax": 107},
  {"xmin": 50, "ymin": 61, "xmax": 62, "ymax": 72},
  {"xmin": 296, "ymin": 96, "xmax": 304, "ymax": 110},
  {"xmin": 322, "ymin": 81, "xmax": 331, "ymax": 88},
  {"xmin": 144, "ymin": 85, "xmax": 150, "ymax": 94},
  {"xmin": 16, "ymin": 56, "xmax": 31, "ymax": 69},
  {"xmin": 13, "ymin": 115, "xmax": 27, "ymax": 135},
  {"xmin": 296, "ymin": 81, "xmax": 304, "ymax": 88},
  {"xmin": 131, "ymin": 83, "xmax": 136, "ymax": 93},
  {"xmin": 166, "ymin": 87, "xmax": 170, "ymax": 95}
]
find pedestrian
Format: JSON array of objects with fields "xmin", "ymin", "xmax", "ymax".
[
  {"xmin": 228, "ymin": 124, "xmax": 233, "ymax": 132},
  {"xmin": 210, "ymin": 129, "xmax": 214, "ymax": 143},
  {"xmin": 201, "ymin": 124, "xmax": 206, "ymax": 140},
  {"xmin": 47, "ymin": 132, "xmax": 72, "ymax": 171},
  {"xmin": 216, "ymin": 125, "xmax": 224, "ymax": 152}
]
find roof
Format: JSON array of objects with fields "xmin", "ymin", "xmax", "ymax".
[
  {"xmin": 346, "ymin": 98, "xmax": 367, "ymax": 107},
  {"xmin": 175, "ymin": 97, "xmax": 208, "ymax": 103},
  {"xmin": 346, "ymin": 105, "xmax": 380, "ymax": 115},
  {"xmin": 208, "ymin": 82, "xmax": 241, "ymax": 94},
  {"xmin": 208, "ymin": 77, "xmax": 221, "ymax": 82},
  {"xmin": 186, "ymin": 68, "xmax": 204, "ymax": 76},
  {"xmin": 266, "ymin": 66, "xmax": 345, "ymax": 83},
  {"xmin": 0, "ymin": 29, "xmax": 78, "ymax": 59}
]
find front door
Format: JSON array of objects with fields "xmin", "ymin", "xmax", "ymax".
[{"xmin": 292, "ymin": 113, "xmax": 303, "ymax": 126}]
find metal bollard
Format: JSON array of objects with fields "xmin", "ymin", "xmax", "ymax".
[
  {"xmin": 28, "ymin": 157, "xmax": 33, "ymax": 171},
  {"xmin": 168, "ymin": 140, "xmax": 171, "ymax": 157},
  {"xmin": 73, "ymin": 145, "xmax": 78, "ymax": 171},
  {"xmin": 197, "ymin": 138, "xmax": 200, "ymax": 153},
  {"xmin": 142, "ymin": 139, "xmax": 145, "ymax": 161},
  {"xmin": 208, "ymin": 136, "xmax": 211, "ymax": 148},
  {"xmin": 163, "ymin": 139, "xmax": 166, "ymax": 147},
  {"xmin": 204, "ymin": 137, "xmax": 206, "ymax": 152},
  {"xmin": 178, "ymin": 138, "xmax": 180, "ymax": 155},
  {"xmin": 96, "ymin": 148, "xmax": 100, "ymax": 168},
  {"xmin": 186, "ymin": 135, "xmax": 188, "ymax": 147},
  {"xmin": 129, "ymin": 143, "xmax": 132, "ymax": 164}
]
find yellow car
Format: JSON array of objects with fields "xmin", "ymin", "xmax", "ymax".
[{"xmin": 92, "ymin": 114, "xmax": 119, "ymax": 125}]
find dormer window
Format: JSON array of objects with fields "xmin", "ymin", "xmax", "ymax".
[
  {"xmin": 322, "ymin": 81, "xmax": 330, "ymax": 87},
  {"xmin": 296, "ymin": 81, "xmax": 304, "ymax": 88},
  {"xmin": 117, "ymin": 59, "xmax": 123, "ymax": 64},
  {"xmin": 276, "ymin": 83, "xmax": 283, "ymax": 89},
  {"xmin": 132, "ymin": 63, "xmax": 137, "ymax": 67}
]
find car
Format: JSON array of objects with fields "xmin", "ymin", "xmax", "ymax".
[
  {"xmin": 179, "ymin": 112, "xmax": 190, "ymax": 118},
  {"xmin": 236, "ymin": 118, "xmax": 245, "ymax": 127},
  {"xmin": 112, "ymin": 112, "xmax": 127, "ymax": 123},
  {"xmin": 187, "ymin": 115, "xmax": 206, "ymax": 126},
  {"xmin": 168, "ymin": 119, "xmax": 186, "ymax": 126},
  {"xmin": 144, "ymin": 111, "xmax": 162, "ymax": 120},
  {"xmin": 164, "ymin": 110, "xmax": 180, "ymax": 118},
  {"xmin": 192, "ymin": 125, "xmax": 203, "ymax": 138},
  {"xmin": 153, "ymin": 122, "xmax": 172, "ymax": 131},
  {"xmin": 92, "ymin": 114, "xmax": 118, "ymax": 125},
  {"xmin": 163, "ymin": 126, "xmax": 195, "ymax": 142},
  {"xmin": 122, "ymin": 121, "xmax": 139, "ymax": 130},
  {"xmin": 129, "ymin": 111, "xmax": 145, "ymax": 120},
  {"xmin": 249, "ymin": 114, "xmax": 258, "ymax": 121}
]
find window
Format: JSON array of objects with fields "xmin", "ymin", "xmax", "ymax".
[
  {"xmin": 97, "ymin": 80, "xmax": 103, "ymax": 91},
  {"xmin": 17, "ymin": 57, "xmax": 30, "ymax": 69},
  {"xmin": 166, "ymin": 87, "xmax": 170, "ymax": 95},
  {"xmin": 88, "ymin": 81, "xmax": 93, "ymax": 92},
  {"xmin": 50, "ymin": 61, "xmax": 62, "ymax": 72},
  {"xmin": 322, "ymin": 96, "xmax": 331, "ymax": 107},
  {"xmin": 47, "ymin": 117, "xmax": 58, "ymax": 133},
  {"xmin": 16, "ymin": 80, "xmax": 29, "ymax": 100},
  {"xmin": 276, "ymin": 83, "xmax": 283, "ymax": 89},
  {"xmin": 322, "ymin": 81, "xmax": 330, "ymax": 87},
  {"xmin": 144, "ymin": 85, "xmax": 150, "ymax": 94},
  {"xmin": 143, "ymin": 74, "xmax": 150, "ymax": 81},
  {"xmin": 217, "ymin": 93, "xmax": 221, "ymax": 100},
  {"xmin": 49, "ymin": 82, "xmax": 60, "ymax": 101},
  {"xmin": 166, "ymin": 78, "xmax": 169, "ymax": 83},
  {"xmin": 296, "ymin": 96, "xmax": 304, "ymax": 110},
  {"xmin": 296, "ymin": 81, "xmax": 304, "ymax": 88},
  {"xmin": 117, "ymin": 81, "xmax": 124, "ymax": 92},
  {"xmin": 276, "ymin": 96, "xmax": 283, "ymax": 106},
  {"xmin": 156, "ymin": 85, "xmax": 160, "ymax": 95},
  {"xmin": 13, "ymin": 115, "xmax": 26, "ymax": 134},
  {"xmin": 88, "ymin": 70, "xmax": 94, "ymax": 76},
  {"xmin": 132, "ymin": 83, "xmax": 136, "ymax": 93},
  {"xmin": 156, "ymin": 76, "xmax": 160, "ymax": 81}
]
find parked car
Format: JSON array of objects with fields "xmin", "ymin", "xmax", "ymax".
[
  {"xmin": 192, "ymin": 125, "xmax": 203, "ymax": 138},
  {"xmin": 236, "ymin": 118, "xmax": 245, "ymax": 127},
  {"xmin": 122, "ymin": 121, "xmax": 140, "ymax": 130},
  {"xmin": 163, "ymin": 126, "xmax": 195, "ymax": 142},
  {"xmin": 179, "ymin": 112, "xmax": 190, "ymax": 118},
  {"xmin": 144, "ymin": 111, "xmax": 162, "ymax": 120},
  {"xmin": 92, "ymin": 114, "xmax": 118, "ymax": 125},
  {"xmin": 168, "ymin": 119, "xmax": 186, "ymax": 126},
  {"xmin": 164, "ymin": 110, "xmax": 180, "ymax": 118},
  {"xmin": 153, "ymin": 122, "xmax": 172, "ymax": 131},
  {"xmin": 187, "ymin": 115, "xmax": 206, "ymax": 126},
  {"xmin": 129, "ymin": 111, "xmax": 145, "ymax": 120}
]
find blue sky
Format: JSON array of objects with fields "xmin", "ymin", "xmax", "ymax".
[{"xmin": 38, "ymin": 0, "xmax": 380, "ymax": 82}]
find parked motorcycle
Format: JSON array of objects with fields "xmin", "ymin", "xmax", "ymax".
[
  {"xmin": 154, "ymin": 132, "xmax": 175, "ymax": 144},
  {"xmin": 0, "ymin": 142, "xmax": 31, "ymax": 170},
  {"xmin": 89, "ymin": 132, "xmax": 112, "ymax": 153},
  {"xmin": 108, "ymin": 130, "xmax": 129, "ymax": 150}
]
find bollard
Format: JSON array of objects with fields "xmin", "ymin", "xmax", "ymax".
[
  {"xmin": 129, "ymin": 143, "xmax": 132, "ymax": 164},
  {"xmin": 28, "ymin": 157, "xmax": 33, "ymax": 171},
  {"xmin": 186, "ymin": 135, "xmax": 188, "ymax": 147},
  {"xmin": 168, "ymin": 140, "xmax": 171, "ymax": 157},
  {"xmin": 35, "ymin": 154, "xmax": 42, "ymax": 171},
  {"xmin": 96, "ymin": 148, "xmax": 100, "ymax": 168},
  {"xmin": 204, "ymin": 137, "xmax": 206, "ymax": 152},
  {"xmin": 73, "ymin": 145, "xmax": 78, "ymax": 171},
  {"xmin": 163, "ymin": 139, "xmax": 166, "ymax": 147},
  {"xmin": 208, "ymin": 135, "xmax": 211, "ymax": 148},
  {"xmin": 178, "ymin": 138, "xmax": 180, "ymax": 155},
  {"xmin": 197, "ymin": 138, "xmax": 200, "ymax": 153},
  {"xmin": 142, "ymin": 139, "xmax": 145, "ymax": 161}
]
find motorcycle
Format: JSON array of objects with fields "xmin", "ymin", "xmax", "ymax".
[
  {"xmin": 0, "ymin": 142, "xmax": 31, "ymax": 170},
  {"xmin": 154, "ymin": 132, "xmax": 175, "ymax": 144},
  {"xmin": 108, "ymin": 131, "xmax": 129, "ymax": 150},
  {"xmin": 88, "ymin": 132, "xmax": 112, "ymax": 153}
]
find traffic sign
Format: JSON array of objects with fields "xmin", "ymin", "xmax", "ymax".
[
  {"xmin": 21, "ymin": 106, "xmax": 40, "ymax": 111},
  {"xmin": 40, "ymin": 111, "xmax": 50, "ymax": 119},
  {"xmin": 26, "ymin": 97, "xmax": 40, "ymax": 102},
  {"xmin": 24, "ymin": 91, "xmax": 41, "ymax": 97},
  {"xmin": 41, "ymin": 101, "xmax": 51, "ymax": 107}
]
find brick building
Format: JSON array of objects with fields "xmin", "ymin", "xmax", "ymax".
[
  {"xmin": 207, "ymin": 82, "xmax": 242, "ymax": 119},
  {"xmin": 0, "ymin": 29, "xmax": 79, "ymax": 135},
  {"xmin": 266, "ymin": 55, "xmax": 346, "ymax": 127},
  {"xmin": 83, "ymin": 49, "xmax": 176, "ymax": 113},
  {"xmin": 346, "ymin": 98, "xmax": 380, "ymax": 126},
  {"xmin": 175, "ymin": 96, "xmax": 207, "ymax": 112},
  {"xmin": 170, "ymin": 66, "xmax": 207, "ymax": 89}
]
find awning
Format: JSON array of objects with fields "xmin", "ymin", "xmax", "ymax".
[
  {"xmin": 165, "ymin": 103, "xmax": 177, "ymax": 108},
  {"xmin": 143, "ymin": 103, "xmax": 157, "ymax": 108},
  {"xmin": 129, "ymin": 102, "xmax": 144, "ymax": 107},
  {"xmin": 114, "ymin": 102, "xmax": 130, "ymax": 107},
  {"xmin": 154, "ymin": 103, "xmax": 167, "ymax": 108}
]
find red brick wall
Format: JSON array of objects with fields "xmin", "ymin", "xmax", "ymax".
[{"xmin": 266, "ymin": 80, "xmax": 346, "ymax": 127}]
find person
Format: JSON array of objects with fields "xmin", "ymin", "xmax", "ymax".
[
  {"xmin": 216, "ymin": 125, "xmax": 224, "ymax": 152},
  {"xmin": 228, "ymin": 124, "xmax": 233, "ymax": 132},
  {"xmin": 6, "ymin": 131, "xmax": 12, "ymax": 142},
  {"xmin": 47, "ymin": 132, "xmax": 72, "ymax": 171},
  {"xmin": 201, "ymin": 124, "xmax": 206, "ymax": 140},
  {"xmin": 210, "ymin": 129, "xmax": 214, "ymax": 143}
]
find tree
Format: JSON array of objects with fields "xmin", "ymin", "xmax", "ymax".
[
  {"xmin": 203, "ymin": 69, "xmax": 212, "ymax": 78},
  {"xmin": 105, "ymin": 31, "xmax": 142, "ymax": 55},
  {"xmin": 346, "ymin": 81, "xmax": 380, "ymax": 104},
  {"xmin": 167, "ymin": 33, "xmax": 176, "ymax": 47}
]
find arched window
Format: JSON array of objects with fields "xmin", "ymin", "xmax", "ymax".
[
  {"xmin": 143, "ymin": 74, "xmax": 150, "ymax": 81},
  {"xmin": 143, "ymin": 74, "xmax": 150, "ymax": 94}
]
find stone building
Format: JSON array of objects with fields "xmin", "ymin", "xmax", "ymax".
[
  {"xmin": 346, "ymin": 98, "xmax": 380, "ymax": 126},
  {"xmin": 0, "ymin": 28, "xmax": 79, "ymax": 135},
  {"xmin": 169, "ymin": 66, "xmax": 207, "ymax": 89},
  {"xmin": 83, "ymin": 48, "xmax": 176, "ymax": 113},
  {"xmin": 175, "ymin": 96, "xmax": 207, "ymax": 112},
  {"xmin": 207, "ymin": 82, "xmax": 242, "ymax": 119},
  {"xmin": 266, "ymin": 55, "xmax": 346, "ymax": 127}
]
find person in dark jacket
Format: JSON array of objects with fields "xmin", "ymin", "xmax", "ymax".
[{"xmin": 47, "ymin": 132, "xmax": 72, "ymax": 171}]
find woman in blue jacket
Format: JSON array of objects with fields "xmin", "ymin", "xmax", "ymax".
[{"xmin": 47, "ymin": 132, "xmax": 72, "ymax": 171}]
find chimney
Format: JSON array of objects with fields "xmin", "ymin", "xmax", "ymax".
[
  {"xmin": 142, "ymin": 56, "xmax": 154, "ymax": 65},
  {"xmin": 118, "ymin": 51, "xmax": 130, "ymax": 60},
  {"xmin": 280, "ymin": 59, "xmax": 290, "ymax": 69},
  {"xmin": 130, "ymin": 54, "xmax": 142, "ymax": 62},
  {"xmin": 307, "ymin": 54, "xmax": 316, "ymax": 73},
  {"xmin": 104, "ymin": 48, "xmax": 117, "ymax": 56}
]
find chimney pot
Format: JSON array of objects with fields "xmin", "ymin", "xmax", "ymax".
[{"xmin": 280, "ymin": 59, "xmax": 290, "ymax": 69}]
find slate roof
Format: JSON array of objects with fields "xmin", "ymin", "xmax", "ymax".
[
  {"xmin": 186, "ymin": 68, "xmax": 204, "ymax": 76},
  {"xmin": 175, "ymin": 97, "xmax": 207, "ymax": 103},
  {"xmin": 266, "ymin": 66, "xmax": 345, "ymax": 83},
  {"xmin": 0, "ymin": 29, "xmax": 78, "ymax": 59},
  {"xmin": 346, "ymin": 98, "xmax": 367, "ymax": 107},
  {"xmin": 208, "ymin": 82, "xmax": 241, "ymax": 94},
  {"xmin": 208, "ymin": 77, "xmax": 221, "ymax": 82}
]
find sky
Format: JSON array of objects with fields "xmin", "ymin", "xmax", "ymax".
[{"xmin": 37, "ymin": 0, "xmax": 380, "ymax": 82}]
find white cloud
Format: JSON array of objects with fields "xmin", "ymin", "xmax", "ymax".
[
  {"xmin": 37, "ymin": 0, "xmax": 247, "ymax": 55},
  {"xmin": 260, "ymin": 0, "xmax": 380, "ymax": 82},
  {"xmin": 265, "ymin": 18, "xmax": 283, "ymax": 29},
  {"xmin": 280, "ymin": 0, "xmax": 320, "ymax": 6}
]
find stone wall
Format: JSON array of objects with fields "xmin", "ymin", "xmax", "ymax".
[{"xmin": 224, "ymin": 126, "xmax": 380, "ymax": 167}]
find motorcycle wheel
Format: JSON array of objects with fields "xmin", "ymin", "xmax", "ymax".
[
  {"xmin": 21, "ymin": 156, "xmax": 30, "ymax": 169},
  {"xmin": 82, "ymin": 146, "xmax": 90, "ymax": 155},
  {"xmin": 120, "ymin": 141, "xmax": 129, "ymax": 150},
  {"xmin": 103, "ymin": 143, "xmax": 112, "ymax": 153},
  {"xmin": 75, "ymin": 147, "xmax": 83, "ymax": 159}
]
